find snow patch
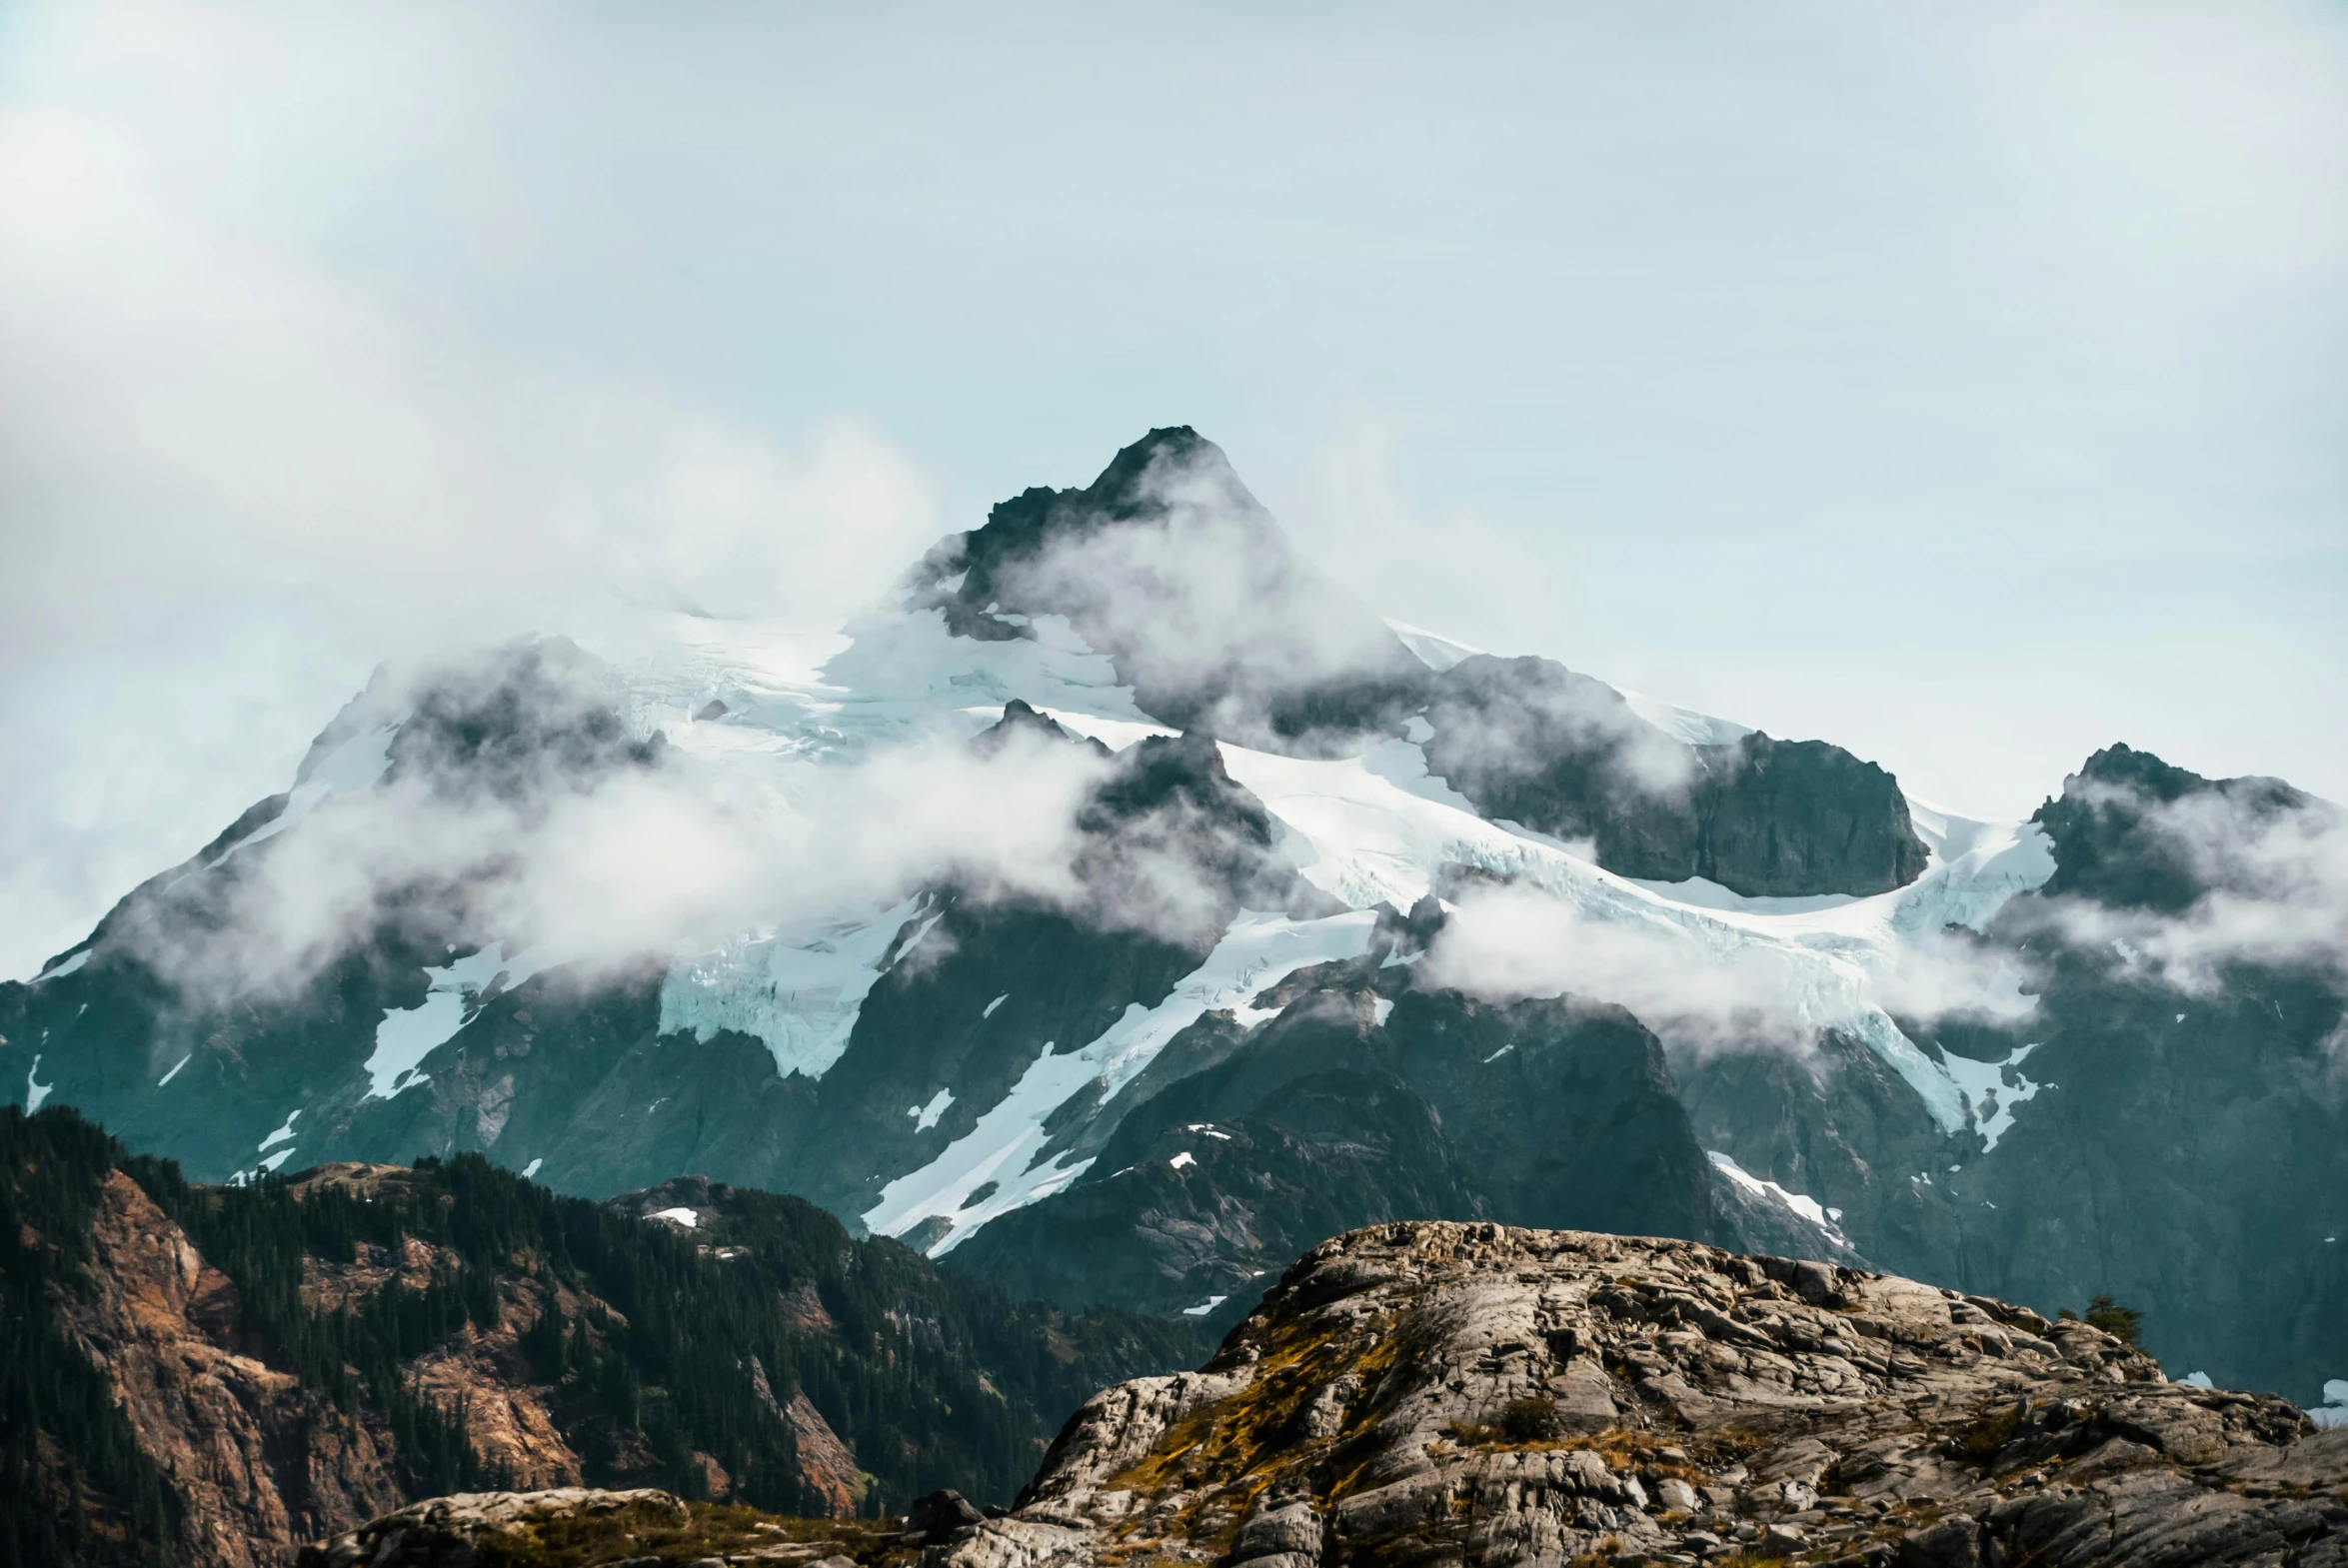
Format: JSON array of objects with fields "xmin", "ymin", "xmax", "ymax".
[
  {"xmin": 1386, "ymin": 621, "xmax": 1481, "ymax": 673},
  {"xmin": 25, "ymin": 1055, "xmax": 53, "ymax": 1112},
  {"xmin": 1169, "ymin": 1151, "xmax": 1195, "ymax": 1170},
  {"xmin": 909, "ymin": 1088, "xmax": 954, "ymax": 1131},
  {"xmin": 258, "ymin": 1109, "xmax": 300, "ymax": 1151},
  {"xmin": 1938, "ymin": 1044, "xmax": 2045, "ymax": 1152},
  {"xmin": 647, "ymin": 1206, "xmax": 700, "ymax": 1228},
  {"xmin": 1371, "ymin": 997, "xmax": 1395, "ymax": 1026},
  {"xmin": 1617, "ymin": 690, "xmax": 1753, "ymax": 748},
  {"xmin": 521, "ymin": 1158, "xmax": 543, "ymax": 1180},
  {"xmin": 862, "ymin": 907, "xmax": 1380, "ymax": 1253},
  {"xmin": 34, "ymin": 949, "xmax": 89, "ymax": 982},
  {"xmin": 1181, "ymin": 1294, "xmax": 1229, "ymax": 1316},
  {"xmin": 157, "ymin": 1054, "xmax": 191, "ymax": 1087},
  {"xmin": 2310, "ymin": 1380, "xmax": 2348, "ymax": 1430},
  {"xmin": 368, "ymin": 942, "xmax": 545, "ymax": 1100},
  {"xmin": 983, "ymin": 993, "xmax": 1010, "ymax": 1018},
  {"xmin": 1709, "ymin": 1150, "xmax": 1850, "ymax": 1249},
  {"xmin": 2177, "ymin": 1371, "xmax": 2215, "ymax": 1388},
  {"xmin": 1037, "ymin": 708, "xmax": 1178, "ymax": 753}
]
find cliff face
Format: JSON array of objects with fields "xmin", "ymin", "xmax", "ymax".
[
  {"xmin": 1421, "ymin": 656, "xmax": 1930, "ymax": 897},
  {"xmin": 55, "ymin": 1171, "xmax": 405, "ymax": 1567},
  {"xmin": 2, "ymin": 1106, "xmax": 1207, "ymax": 1566},
  {"xmin": 933, "ymin": 1222, "xmax": 2346, "ymax": 1568}
]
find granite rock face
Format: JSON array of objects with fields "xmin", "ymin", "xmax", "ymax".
[
  {"xmin": 1422, "ymin": 656, "xmax": 1929, "ymax": 897},
  {"xmin": 939, "ymin": 1222, "xmax": 2345, "ymax": 1568}
]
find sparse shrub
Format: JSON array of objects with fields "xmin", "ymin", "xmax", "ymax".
[
  {"xmin": 1959, "ymin": 1402, "xmax": 2023, "ymax": 1460},
  {"xmin": 1499, "ymin": 1397, "xmax": 1565, "ymax": 1444}
]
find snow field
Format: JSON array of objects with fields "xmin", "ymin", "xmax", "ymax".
[{"xmin": 861, "ymin": 907, "xmax": 1382, "ymax": 1253}]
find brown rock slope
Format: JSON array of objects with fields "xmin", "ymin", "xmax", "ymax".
[
  {"xmin": 937, "ymin": 1222, "xmax": 2347, "ymax": 1568},
  {"xmin": 52, "ymin": 1169, "xmax": 405, "ymax": 1566}
]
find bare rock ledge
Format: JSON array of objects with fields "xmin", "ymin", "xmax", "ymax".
[{"xmin": 935, "ymin": 1222, "xmax": 2347, "ymax": 1568}]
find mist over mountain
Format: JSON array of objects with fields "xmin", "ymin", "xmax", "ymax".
[{"xmin": 6, "ymin": 427, "xmax": 2344, "ymax": 1438}]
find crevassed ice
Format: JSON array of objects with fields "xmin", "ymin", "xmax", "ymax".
[
  {"xmin": 863, "ymin": 907, "xmax": 1381, "ymax": 1254},
  {"xmin": 660, "ymin": 896, "xmax": 932, "ymax": 1080},
  {"xmin": 367, "ymin": 942, "xmax": 545, "ymax": 1100}
]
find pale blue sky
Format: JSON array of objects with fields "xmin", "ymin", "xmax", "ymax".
[{"xmin": 2, "ymin": 0, "xmax": 2344, "ymax": 974}]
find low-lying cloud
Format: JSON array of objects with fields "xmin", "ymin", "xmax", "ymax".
[
  {"xmin": 1421, "ymin": 882, "xmax": 2036, "ymax": 1054},
  {"xmin": 2027, "ymin": 782, "xmax": 2348, "ymax": 993},
  {"xmin": 995, "ymin": 439, "xmax": 1419, "ymax": 736},
  {"xmin": 110, "ymin": 650, "xmax": 1269, "ymax": 1009}
]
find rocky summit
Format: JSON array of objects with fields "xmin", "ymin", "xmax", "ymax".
[{"xmin": 936, "ymin": 1222, "xmax": 2346, "ymax": 1568}]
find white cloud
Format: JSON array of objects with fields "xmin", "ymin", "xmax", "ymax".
[
  {"xmin": 2031, "ymin": 782, "xmax": 2348, "ymax": 991},
  {"xmin": 1420, "ymin": 881, "xmax": 2033, "ymax": 1055},
  {"xmin": 0, "ymin": 6, "xmax": 944, "ymax": 975},
  {"xmin": 111, "ymin": 646, "xmax": 1276, "ymax": 1005},
  {"xmin": 992, "ymin": 436, "xmax": 1414, "ymax": 740}
]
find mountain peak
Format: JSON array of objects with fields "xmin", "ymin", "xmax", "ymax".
[{"xmin": 903, "ymin": 427, "xmax": 1422, "ymax": 748}]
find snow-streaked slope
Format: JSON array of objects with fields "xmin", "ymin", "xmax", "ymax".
[
  {"xmin": 862, "ymin": 907, "xmax": 1381, "ymax": 1252},
  {"xmin": 161, "ymin": 594, "xmax": 2061, "ymax": 1213},
  {"xmin": 214, "ymin": 721, "xmax": 402, "ymax": 867},
  {"xmin": 1708, "ymin": 1149, "xmax": 1851, "ymax": 1250},
  {"xmin": 1216, "ymin": 737, "xmax": 2052, "ymax": 1137},
  {"xmin": 625, "ymin": 605, "xmax": 2053, "ymax": 1150}
]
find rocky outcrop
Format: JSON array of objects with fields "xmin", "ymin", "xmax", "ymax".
[
  {"xmin": 297, "ymin": 1485, "xmax": 900, "ymax": 1567},
  {"xmin": 906, "ymin": 427, "xmax": 1429, "ymax": 751},
  {"xmin": 940, "ymin": 1222, "xmax": 2344, "ymax": 1568},
  {"xmin": 53, "ymin": 1170, "xmax": 405, "ymax": 1567},
  {"xmin": 1422, "ymin": 655, "xmax": 1929, "ymax": 897},
  {"xmin": 2030, "ymin": 742, "xmax": 2323, "ymax": 913},
  {"xmin": 297, "ymin": 1488, "xmax": 685, "ymax": 1568}
]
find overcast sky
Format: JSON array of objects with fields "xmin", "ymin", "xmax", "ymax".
[{"xmin": 2, "ymin": 0, "xmax": 2343, "ymax": 978}]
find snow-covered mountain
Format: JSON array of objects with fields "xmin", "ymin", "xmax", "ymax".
[{"xmin": 6, "ymin": 429, "xmax": 2343, "ymax": 1410}]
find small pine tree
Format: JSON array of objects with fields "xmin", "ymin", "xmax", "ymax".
[{"xmin": 2083, "ymin": 1294, "xmax": 2144, "ymax": 1345}]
